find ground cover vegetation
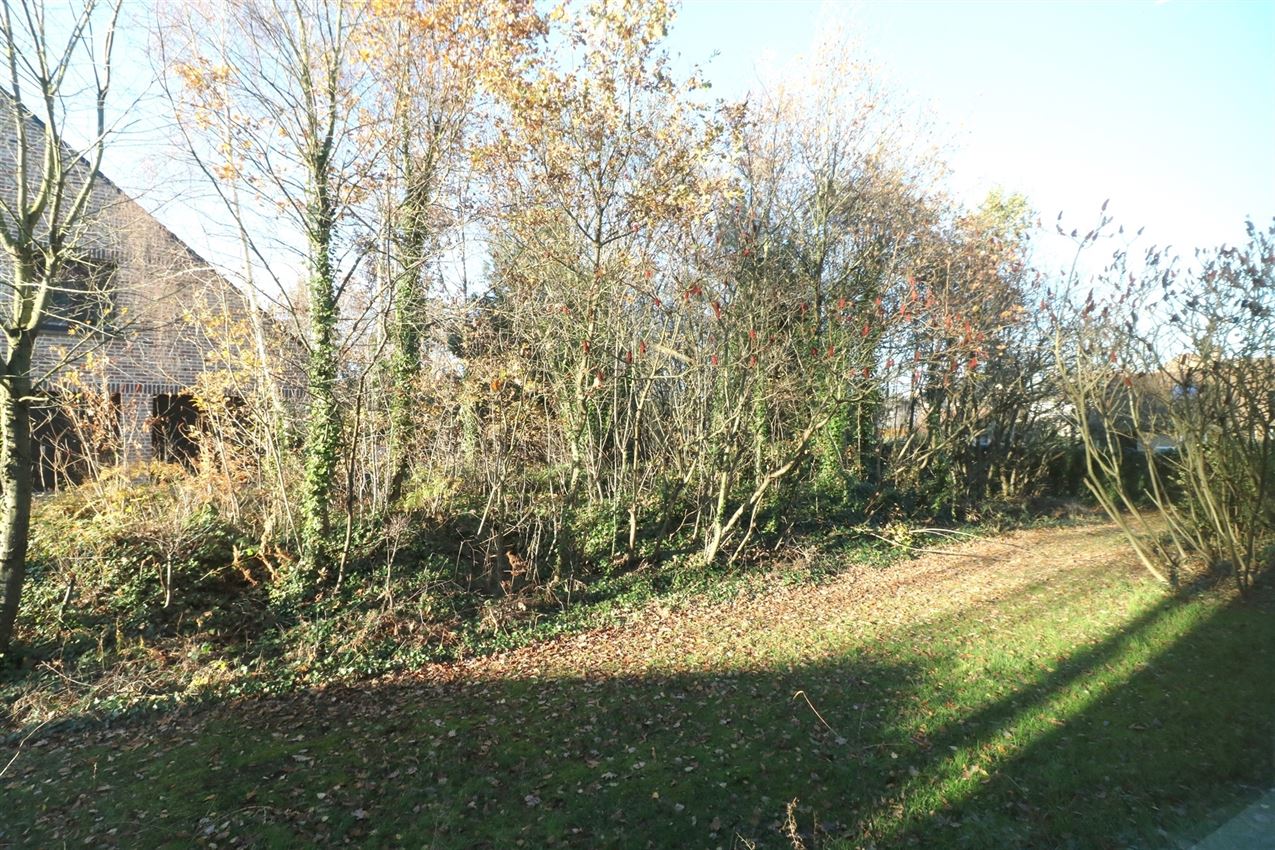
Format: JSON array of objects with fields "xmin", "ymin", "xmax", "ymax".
[
  {"xmin": 0, "ymin": 0, "xmax": 1272, "ymax": 847},
  {"xmin": 3, "ymin": 525, "xmax": 1271, "ymax": 848}
]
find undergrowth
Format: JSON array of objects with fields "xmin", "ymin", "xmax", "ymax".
[
  {"xmin": 2, "ymin": 519, "xmax": 1268, "ymax": 850},
  {"xmin": 1, "ymin": 473, "xmax": 1046, "ymax": 731}
]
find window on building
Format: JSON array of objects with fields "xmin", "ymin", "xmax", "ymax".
[{"xmin": 38, "ymin": 255, "xmax": 117, "ymax": 331}]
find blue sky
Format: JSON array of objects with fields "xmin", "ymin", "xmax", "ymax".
[
  {"xmin": 100, "ymin": 0, "xmax": 1274, "ymax": 278},
  {"xmin": 666, "ymin": 0, "xmax": 1275, "ymax": 261}
]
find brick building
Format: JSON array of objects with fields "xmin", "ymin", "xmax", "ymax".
[{"xmin": 0, "ymin": 94, "xmax": 262, "ymax": 483}]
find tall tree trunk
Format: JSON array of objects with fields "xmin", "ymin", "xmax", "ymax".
[
  {"xmin": 0, "ymin": 350, "xmax": 34, "ymax": 658},
  {"xmin": 299, "ymin": 197, "xmax": 341, "ymax": 578},
  {"xmin": 387, "ymin": 199, "xmax": 429, "ymax": 503},
  {"xmin": 387, "ymin": 268, "xmax": 422, "ymax": 503}
]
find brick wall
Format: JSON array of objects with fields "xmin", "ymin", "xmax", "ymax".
[{"xmin": 0, "ymin": 94, "xmax": 266, "ymax": 464}]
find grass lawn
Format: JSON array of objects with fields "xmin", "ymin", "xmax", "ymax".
[{"xmin": 1, "ymin": 522, "xmax": 1271, "ymax": 849}]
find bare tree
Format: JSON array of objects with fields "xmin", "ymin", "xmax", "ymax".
[{"xmin": 0, "ymin": 0, "xmax": 121, "ymax": 658}]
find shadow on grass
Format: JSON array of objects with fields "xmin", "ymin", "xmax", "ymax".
[
  {"xmin": 1, "ymin": 582, "xmax": 1271, "ymax": 850},
  {"xmin": 886, "ymin": 584, "xmax": 1275, "ymax": 849}
]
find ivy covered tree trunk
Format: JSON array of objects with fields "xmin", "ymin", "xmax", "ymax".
[
  {"xmin": 387, "ymin": 267, "xmax": 423, "ymax": 501},
  {"xmin": 299, "ymin": 190, "xmax": 341, "ymax": 578},
  {"xmin": 163, "ymin": 0, "xmax": 366, "ymax": 587},
  {"xmin": 387, "ymin": 149, "xmax": 434, "ymax": 503}
]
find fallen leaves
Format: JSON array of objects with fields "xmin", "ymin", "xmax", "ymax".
[{"xmin": 2, "ymin": 522, "xmax": 1199, "ymax": 850}]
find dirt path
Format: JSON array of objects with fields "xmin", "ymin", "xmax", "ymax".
[{"xmin": 405, "ymin": 521, "xmax": 1139, "ymax": 684}]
